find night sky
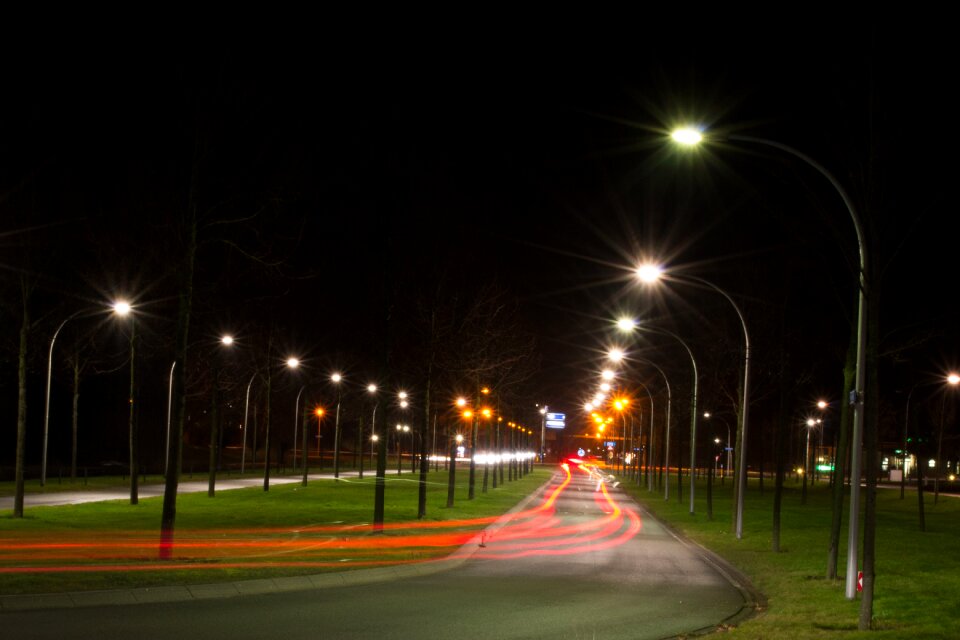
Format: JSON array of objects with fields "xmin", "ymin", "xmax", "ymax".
[{"xmin": 2, "ymin": 25, "xmax": 957, "ymax": 469}]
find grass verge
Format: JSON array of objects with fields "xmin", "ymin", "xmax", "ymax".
[
  {"xmin": 0, "ymin": 467, "xmax": 550, "ymax": 595},
  {"xmin": 619, "ymin": 472, "xmax": 960, "ymax": 639}
]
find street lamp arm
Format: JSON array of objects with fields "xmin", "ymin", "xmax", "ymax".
[
  {"xmin": 728, "ymin": 134, "xmax": 867, "ymax": 290},
  {"xmin": 681, "ymin": 275, "xmax": 751, "ymax": 352},
  {"xmin": 42, "ymin": 308, "xmax": 90, "ymax": 486},
  {"xmin": 727, "ymin": 132, "xmax": 868, "ymax": 596}
]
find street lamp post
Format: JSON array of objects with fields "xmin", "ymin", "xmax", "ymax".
[
  {"xmin": 538, "ymin": 405, "xmax": 547, "ymax": 463},
  {"xmin": 292, "ymin": 385, "xmax": 306, "ymax": 473},
  {"xmin": 617, "ymin": 317, "xmax": 697, "ymax": 507},
  {"xmin": 331, "ymin": 373, "xmax": 344, "ymax": 479},
  {"xmin": 263, "ymin": 357, "xmax": 300, "ymax": 491},
  {"xmin": 704, "ymin": 412, "xmax": 732, "ymax": 485},
  {"xmin": 208, "ymin": 335, "xmax": 235, "ymax": 497},
  {"xmin": 43, "ymin": 302, "xmax": 132, "ymax": 487},
  {"xmin": 363, "ymin": 384, "xmax": 378, "ymax": 479},
  {"xmin": 447, "ymin": 434, "xmax": 464, "ymax": 508},
  {"xmin": 314, "ymin": 407, "xmax": 325, "ymax": 456},
  {"xmin": 41, "ymin": 309, "xmax": 84, "ymax": 487},
  {"xmin": 803, "ymin": 419, "xmax": 817, "ymax": 505},
  {"xmin": 672, "ymin": 128, "xmax": 868, "ymax": 597},
  {"xmin": 635, "ymin": 269, "xmax": 750, "ymax": 530},
  {"xmin": 240, "ymin": 372, "xmax": 257, "ymax": 474},
  {"xmin": 935, "ymin": 373, "xmax": 960, "ymax": 503},
  {"xmin": 623, "ymin": 354, "xmax": 674, "ymax": 496}
]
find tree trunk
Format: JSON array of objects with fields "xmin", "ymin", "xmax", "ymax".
[
  {"xmin": 827, "ymin": 338, "xmax": 855, "ymax": 579},
  {"xmin": 418, "ymin": 376, "xmax": 431, "ymax": 519},
  {"xmin": 13, "ymin": 282, "xmax": 30, "ymax": 519},
  {"xmin": 446, "ymin": 440, "xmax": 457, "ymax": 507},
  {"xmin": 916, "ymin": 451, "xmax": 926, "ymax": 531},
  {"xmin": 263, "ymin": 364, "xmax": 272, "ymax": 491},
  {"xmin": 160, "ymin": 217, "xmax": 196, "ymax": 558},
  {"xmin": 374, "ymin": 418, "xmax": 388, "ymax": 531},
  {"xmin": 208, "ymin": 367, "xmax": 220, "ymax": 497},
  {"xmin": 772, "ymin": 326, "xmax": 788, "ymax": 553},
  {"xmin": 128, "ymin": 318, "xmax": 138, "ymax": 505},
  {"xmin": 71, "ymin": 357, "xmax": 80, "ymax": 481}
]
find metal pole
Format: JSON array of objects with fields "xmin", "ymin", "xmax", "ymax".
[
  {"xmin": 683, "ymin": 276, "xmax": 749, "ymax": 533},
  {"xmin": 631, "ymin": 334, "xmax": 687, "ymax": 504},
  {"xmin": 730, "ymin": 134, "xmax": 868, "ymax": 595},
  {"xmin": 42, "ymin": 311, "xmax": 82, "ymax": 486},
  {"xmin": 334, "ymin": 390, "xmax": 343, "ymax": 479},
  {"xmin": 293, "ymin": 386, "xmax": 305, "ymax": 472},
  {"xmin": 240, "ymin": 372, "xmax": 255, "ymax": 474},
  {"xmin": 540, "ymin": 406, "xmax": 547, "ymax": 463},
  {"xmin": 165, "ymin": 361, "xmax": 177, "ymax": 477}
]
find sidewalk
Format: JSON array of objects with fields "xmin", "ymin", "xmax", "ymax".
[{"xmin": 0, "ymin": 472, "xmax": 360, "ymax": 511}]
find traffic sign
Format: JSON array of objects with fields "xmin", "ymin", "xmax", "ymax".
[{"xmin": 545, "ymin": 412, "xmax": 565, "ymax": 429}]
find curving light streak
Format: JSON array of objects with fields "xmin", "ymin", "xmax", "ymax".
[{"xmin": 0, "ymin": 462, "xmax": 641, "ymax": 576}]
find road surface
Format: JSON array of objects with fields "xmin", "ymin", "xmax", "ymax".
[{"xmin": 1, "ymin": 463, "xmax": 757, "ymax": 639}]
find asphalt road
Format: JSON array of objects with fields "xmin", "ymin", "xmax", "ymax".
[{"xmin": 2, "ymin": 465, "xmax": 755, "ymax": 639}]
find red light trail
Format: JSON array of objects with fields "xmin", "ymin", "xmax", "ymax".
[{"xmin": 0, "ymin": 462, "xmax": 640, "ymax": 575}]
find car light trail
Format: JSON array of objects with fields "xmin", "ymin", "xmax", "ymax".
[{"xmin": 0, "ymin": 462, "xmax": 641, "ymax": 575}]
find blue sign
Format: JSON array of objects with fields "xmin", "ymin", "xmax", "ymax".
[{"xmin": 545, "ymin": 412, "xmax": 565, "ymax": 429}]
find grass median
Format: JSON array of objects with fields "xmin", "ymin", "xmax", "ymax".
[
  {"xmin": 620, "ymin": 472, "xmax": 960, "ymax": 639},
  {"xmin": 0, "ymin": 467, "xmax": 551, "ymax": 596}
]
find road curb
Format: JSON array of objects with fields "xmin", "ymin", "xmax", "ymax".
[{"xmin": 0, "ymin": 472, "xmax": 558, "ymax": 612}]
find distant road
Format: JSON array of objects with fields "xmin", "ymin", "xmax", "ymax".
[{"xmin": 2, "ymin": 465, "xmax": 756, "ymax": 639}]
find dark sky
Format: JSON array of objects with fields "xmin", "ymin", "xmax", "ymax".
[{"xmin": 3, "ymin": 25, "xmax": 958, "ymax": 464}]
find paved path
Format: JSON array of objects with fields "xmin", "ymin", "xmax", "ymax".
[
  {"xmin": 0, "ymin": 473, "xmax": 354, "ymax": 510},
  {"xmin": 0, "ymin": 465, "xmax": 758, "ymax": 639}
]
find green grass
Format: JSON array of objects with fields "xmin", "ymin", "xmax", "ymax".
[
  {"xmin": 619, "ymin": 473, "xmax": 960, "ymax": 639},
  {"xmin": 0, "ymin": 467, "xmax": 550, "ymax": 595}
]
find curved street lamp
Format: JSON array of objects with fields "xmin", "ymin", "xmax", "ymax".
[
  {"xmin": 634, "ymin": 267, "xmax": 750, "ymax": 532},
  {"xmin": 618, "ymin": 316, "xmax": 698, "ymax": 508},
  {"xmin": 42, "ymin": 301, "xmax": 131, "ymax": 486},
  {"xmin": 331, "ymin": 373, "xmax": 344, "ymax": 479},
  {"xmin": 672, "ymin": 127, "xmax": 867, "ymax": 597}
]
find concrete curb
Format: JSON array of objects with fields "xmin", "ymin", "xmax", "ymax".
[{"xmin": 0, "ymin": 472, "xmax": 557, "ymax": 612}]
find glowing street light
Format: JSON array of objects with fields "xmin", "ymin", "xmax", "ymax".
[
  {"xmin": 286, "ymin": 357, "xmax": 299, "ymax": 369},
  {"xmin": 635, "ymin": 263, "xmax": 663, "ymax": 284},
  {"xmin": 670, "ymin": 127, "xmax": 703, "ymax": 145},
  {"xmin": 601, "ymin": 369, "xmax": 616, "ymax": 381},
  {"xmin": 42, "ymin": 301, "xmax": 134, "ymax": 487},
  {"xmin": 220, "ymin": 335, "xmax": 234, "ymax": 346}
]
